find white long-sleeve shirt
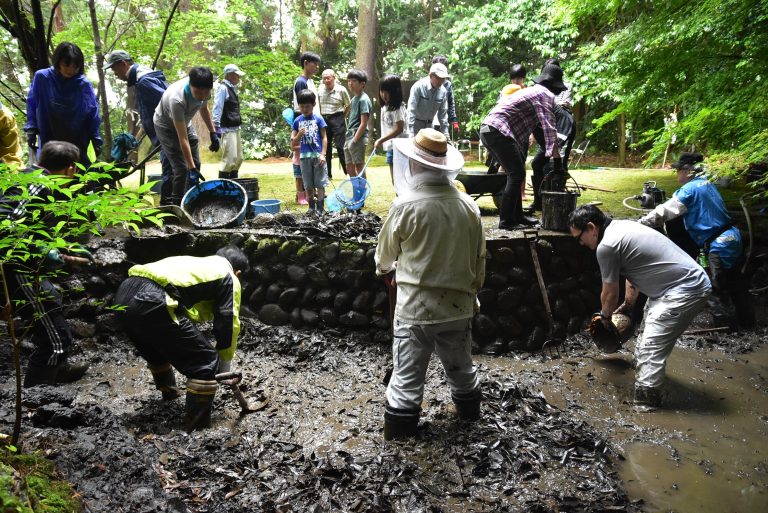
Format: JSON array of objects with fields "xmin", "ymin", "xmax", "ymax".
[{"xmin": 375, "ymin": 183, "xmax": 486, "ymax": 324}]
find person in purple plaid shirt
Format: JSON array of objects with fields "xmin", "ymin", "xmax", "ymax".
[{"xmin": 480, "ymin": 64, "xmax": 565, "ymax": 229}]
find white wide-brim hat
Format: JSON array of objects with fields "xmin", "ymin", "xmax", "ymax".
[{"xmin": 392, "ymin": 128, "xmax": 464, "ymax": 172}]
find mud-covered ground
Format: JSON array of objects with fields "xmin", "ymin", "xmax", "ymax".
[{"xmin": 2, "ymin": 307, "xmax": 767, "ymax": 512}]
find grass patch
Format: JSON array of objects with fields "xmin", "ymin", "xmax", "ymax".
[
  {"xmin": 1, "ymin": 446, "xmax": 82, "ymax": 512},
  {"xmin": 134, "ymin": 158, "xmax": 753, "ymax": 221}
]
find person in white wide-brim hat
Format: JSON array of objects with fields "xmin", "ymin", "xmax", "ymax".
[{"xmin": 375, "ymin": 128, "xmax": 486, "ymax": 441}]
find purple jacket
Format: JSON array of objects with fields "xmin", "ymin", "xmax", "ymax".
[{"xmin": 25, "ymin": 67, "xmax": 102, "ymax": 164}]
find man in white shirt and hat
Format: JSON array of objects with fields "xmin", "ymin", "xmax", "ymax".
[
  {"xmin": 213, "ymin": 63, "xmax": 245, "ymax": 179},
  {"xmin": 375, "ymin": 128, "xmax": 486, "ymax": 440}
]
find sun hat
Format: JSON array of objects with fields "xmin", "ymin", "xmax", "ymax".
[
  {"xmin": 223, "ymin": 64, "xmax": 245, "ymax": 76},
  {"xmin": 428, "ymin": 63, "xmax": 451, "ymax": 79},
  {"xmin": 103, "ymin": 50, "xmax": 132, "ymax": 70},
  {"xmin": 671, "ymin": 152, "xmax": 704, "ymax": 170},
  {"xmin": 392, "ymin": 128, "xmax": 464, "ymax": 172},
  {"xmin": 532, "ymin": 64, "xmax": 566, "ymax": 94}
]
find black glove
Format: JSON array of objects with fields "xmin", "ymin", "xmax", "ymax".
[
  {"xmin": 26, "ymin": 129, "xmax": 38, "ymax": 150},
  {"xmin": 209, "ymin": 132, "xmax": 220, "ymax": 152}
]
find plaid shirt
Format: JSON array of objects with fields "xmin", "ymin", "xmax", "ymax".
[
  {"xmin": 318, "ymin": 83, "xmax": 350, "ymax": 116},
  {"xmin": 483, "ymin": 84, "xmax": 559, "ymax": 158}
]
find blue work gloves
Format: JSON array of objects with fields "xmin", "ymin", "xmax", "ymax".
[
  {"xmin": 209, "ymin": 132, "xmax": 220, "ymax": 152},
  {"xmin": 188, "ymin": 168, "xmax": 202, "ymax": 187}
]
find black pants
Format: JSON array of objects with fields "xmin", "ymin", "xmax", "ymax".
[
  {"xmin": 7, "ymin": 269, "xmax": 72, "ymax": 367},
  {"xmin": 324, "ymin": 113, "xmax": 347, "ymax": 178},
  {"xmin": 480, "ymin": 125, "xmax": 525, "ymax": 226},
  {"xmin": 709, "ymin": 253, "xmax": 755, "ymax": 329},
  {"xmin": 114, "ymin": 277, "xmax": 219, "ymax": 379}
]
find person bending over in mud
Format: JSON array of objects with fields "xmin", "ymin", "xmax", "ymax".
[{"xmin": 113, "ymin": 245, "xmax": 249, "ymax": 431}]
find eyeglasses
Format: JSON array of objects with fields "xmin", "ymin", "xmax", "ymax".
[{"xmin": 574, "ymin": 230, "xmax": 586, "ymax": 243}]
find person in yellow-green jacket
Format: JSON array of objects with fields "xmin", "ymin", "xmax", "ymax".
[
  {"xmin": 0, "ymin": 100, "xmax": 22, "ymax": 166},
  {"xmin": 113, "ymin": 245, "xmax": 249, "ymax": 431}
]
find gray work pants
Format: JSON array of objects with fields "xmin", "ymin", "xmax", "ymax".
[
  {"xmin": 635, "ymin": 289, "xmax": 711, "ymax": 388},
  {"xmin": 155, "ymin": 124, "xmax": 201, "ymax": 205},
  {"xmin": 386, "ymin": 317, "xmax": 480, "ymax": 411}
]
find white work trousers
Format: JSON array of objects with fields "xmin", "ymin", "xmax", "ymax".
[
  {"xmin": 635, "ymin": 289, "xmax": 710, "ymax": 388},
  {"xmin": 221, "ymin": 130, "xmax": 243, "ymax": 173},
  {"xmin": 386, "ymin": 317, "xmax": 479, "ymax": 411}
]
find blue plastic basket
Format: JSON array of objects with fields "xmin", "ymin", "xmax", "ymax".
[
  {"xmin": 181, "ymin": 179, "xmax": 247, "ymax": 229},
  {"xmin": 251, "ymin": 199, "xmax": 282, "ymax": 214}
]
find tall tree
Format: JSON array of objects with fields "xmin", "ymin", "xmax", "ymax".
[
  {"xmin": 0, "ymin": 0, "xmax": 50, "ymax": 74},
  {"xmin": 88, "ymin": 0, "xmax": 111, "ymax": 157}
]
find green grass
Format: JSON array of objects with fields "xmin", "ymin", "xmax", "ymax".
[{"xmin": 131, "ymin": 158, "xmax": 753, "ymax": 221}]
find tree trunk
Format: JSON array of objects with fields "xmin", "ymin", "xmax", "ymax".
[
  {"xmin": 0, "ymin": 0, "xmax": 51, "ymax": 74},
  {"xmin": 617, "ymin": 112, "xmax": 626, "ymax": 166},
  {"xmin": 88, "ymin": 0, "xmax": 111, "ymax": 159},
  {"xmin": 355, "ymin": 0, "xmax": 377, "ymax": 146}
]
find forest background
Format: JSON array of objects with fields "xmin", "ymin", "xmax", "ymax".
[{"xmin": 1, "ymin": 0, "xmax": 766, "ymax": 179}]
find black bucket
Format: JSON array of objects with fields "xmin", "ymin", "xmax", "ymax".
[{"xmin": 232, "ymin": 178, "xmax": 260, "ymax": 218}]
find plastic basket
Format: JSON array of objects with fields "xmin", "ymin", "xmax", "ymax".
[{"xmin": 251, "ymin": 199, "xmax": 282, "ymax": 214}]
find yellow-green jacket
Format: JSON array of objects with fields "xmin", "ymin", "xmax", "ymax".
[
  {"xmin": 128, "ymin": 255, "xmax": 241, "ymax": 362},
  {"xmin": 0, "ymin": 103, "xmax": 22, "ymax": 166}
]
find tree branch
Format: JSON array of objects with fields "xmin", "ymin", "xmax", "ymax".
[
  {"xmin": 152, "ymin": 0, "xmax": 182, "ymax": 70},
  {"xmin": 102, "ymin": 0, "xmax": 120, "ymax": 45},
  {"xmin": 46, "ymin": 0, "xmax": 62, "ymax": 51}
]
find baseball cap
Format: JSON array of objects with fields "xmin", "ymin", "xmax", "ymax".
[
  {"xmin": 429, "ymin": 63, "xmax": 451, "ymax": 79},
  {"xmin": 103, "ymin": 50, "xmax": 132, "ymax": 70},
  {"xmin": 223, "ymin": 64, "xmax": 245, "ymax": 76}
]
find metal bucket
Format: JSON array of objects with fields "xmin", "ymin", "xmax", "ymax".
[
  {"xmin": 232, "ymin": 178, "xmax": 260, "ymax": 218},
  {"xmin": 181, "ymin": 179, "xmax": 248, "ymax": 229}
]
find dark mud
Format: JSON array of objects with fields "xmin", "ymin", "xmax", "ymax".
[
  {"xmin": 247, "ymin": 211, "xmax": 383, "ymax": 240},
  {"xmin": 2, "ymin": 320, "xmax": 641, "ymax": 512}
]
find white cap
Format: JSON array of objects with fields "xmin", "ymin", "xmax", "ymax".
[
  {"xmin": 429, "ymin": 63, "xmax": 451, "ymax": 79},
  {"xmin": 223, "ymin": 64, "xmax": 245, "ymax": 76}
]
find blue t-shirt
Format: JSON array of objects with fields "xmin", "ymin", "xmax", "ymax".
[
  {"xmin": 292, "ymin": 113, "xmax": 327, "ymax": 158},
  {"xmin": 674, "ymin": 175, "xmax": 742, "ymax": 268}
]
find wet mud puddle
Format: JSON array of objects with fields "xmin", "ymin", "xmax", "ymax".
[{"xmin": 478, "ymin": 343, "xmax": 768, "ymax": 512}]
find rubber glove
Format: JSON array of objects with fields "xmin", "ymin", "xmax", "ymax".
[{"xmin": 209, "ymin": 132, "xmax": 221, "ymax": 152}]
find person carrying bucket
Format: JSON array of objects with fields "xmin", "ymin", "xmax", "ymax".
[{"xmin": 375, "ymin": 128, "xmax": 486, "ymax": 440}]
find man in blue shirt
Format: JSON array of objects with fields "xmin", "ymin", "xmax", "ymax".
[
  {"xmin": 640, "ymin": 152, "xmax": 754, "ymax": 329},
  {"xmin": 213, "ymin": 64, "xmax": 245, "ymax": 179},
  {"xmin": 104, "ymin": 51, "xmax": 173, "ymax": 202}
]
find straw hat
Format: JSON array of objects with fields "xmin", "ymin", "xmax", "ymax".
[{"xmin": 392, "ymin": 129, "xmax": 464, "ymax": 172}]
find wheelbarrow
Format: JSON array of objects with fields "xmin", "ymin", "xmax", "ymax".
[{"xmin": 455, "ymin": 170, "xmax": 507, "ymax": 208}]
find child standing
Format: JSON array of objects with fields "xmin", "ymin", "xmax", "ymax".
[
  {"xmin": 291, "ymin": 90, "xmax": 328, "ymax": 213},
  {"xmin": 374, "ymin": 74, "xmax": 406, "ymax": 183},
  {"xmin": 344, "ymin": 69, "xmax": 372, "ymax": 177}
]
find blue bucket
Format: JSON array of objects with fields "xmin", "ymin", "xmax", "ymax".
[
  {"xmin": 181, "ymin": 179, "xmax": 247, "ymax": 229},
  {"xmin": 251, "ymin": 199, "xmax": 282, "ymax": 214}
]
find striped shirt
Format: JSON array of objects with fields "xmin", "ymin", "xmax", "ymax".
[
  {"xmin": 482, "ymin": 84, "xmax": 559, "ymax": 158},
  {"xmin": 318, "ymin": 83, "xmax": 350, "ymax": 116}
]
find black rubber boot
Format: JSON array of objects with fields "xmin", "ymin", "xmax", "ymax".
[
  {"xmin": 148, "ymin": 363, "xmax": 180, "ymax": 400},
  {"xmin": 185, "ymin": 379, "xmax": 218, "ymax": 431},
  {"xmin": 633, "ymin": 385, "xmax": 662, "ymax": 411},
  {"xmin": 23, "ymin": 360, "xmax": 89, "ymax": 388},
  {"xmin": 383, "ymin": 404, "xmax": 420, "ymax": 441},
  {"xmin": 452, "ymin": 388, "xmax": 482, "ymax": 421}
]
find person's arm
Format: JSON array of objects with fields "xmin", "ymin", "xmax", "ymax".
[
  {"xmin": 342, "ymin": 87, "xmax": 351, "ymax": 117},
  {"xmin": 319, "ymin": 126, "xmax": 327, "ymax": 163},
  {"xmin": 614, "ymin": 280, "xmax": 639, "ymax": 315},
  {"xmin": 445, "ymin": 81, "xmax": 458, "ymax": 123},
  {"xmin": 639, "ymin": 196, "xmax": 688, "ymax": 228},
  {"xmin": 84, "ymin": 82, "xmax": 103, "ymax": 151},
  {"xmin": 438, "ymin": 92, "xmax": 449, "ymax": 137},
  {"xmin": 353, "ymin": 112, "xmax": 369, "ymax": 143},
  {"xmin": 600, "ymin": 281, "xmax": 620, "ymax": 320},
  {"xmin": 212, "ymin": 85, "xmax": 227, "ymax": 130},
  {"xmin": 406, "ymin": 83, "xmax": 419, "ymax": 137},
  {"xmin": 173, "ymin": 120, "xmax": 196, "ymax": 169},
  {"xmin": 535, "ymin": 95, "xmax": 560, "ymax": 159},
  {"xmin": 212, "ymin": 271, "xmax": 240, "ymax": 365},
  {"xmin": 374, "ymin": 119, "xmax": 404, "ymax": 149},
  {"xmin": 199, "ymin": 102, "xmax": 215, "ymax": 133},
  {"xmin": 290, "ymin": 129, "xmax": 302, "ymax": 145},
  {"xmin": 471, "ymin": 215, "xmax": 487, "ymax": 292},
  {"xmin": 374, "ymin": 205, "xmax": 402, "ymax": 275},
  {"xmin": 24, "ymin": 72, "xmax": 39, "ymax": 134}
]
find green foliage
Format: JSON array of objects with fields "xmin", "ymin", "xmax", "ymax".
[
  {"xmin": 558, "ymin": 0, "xmax": 768, "ymax": 162},
  {"xmin": 1, "ymin": 446, "xmax": 82, "ymax": 512}
]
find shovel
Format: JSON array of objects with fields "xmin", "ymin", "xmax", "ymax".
[
  {"xmin": 215, "ymin": 371, "xmax": 267, "ymax": 415},
  {"xmin": 523, "ymin": 229, "xmax": 563, "ymax": 358}
]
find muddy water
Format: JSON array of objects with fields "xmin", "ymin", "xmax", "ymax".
[{"xmin": 478, "ymin": 343, "xmax": 768, "ymax": 512}]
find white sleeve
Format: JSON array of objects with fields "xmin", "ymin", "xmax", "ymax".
[{"xmin": 639, "ymin": 197, "xmax": 687, "ymax": 227}]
